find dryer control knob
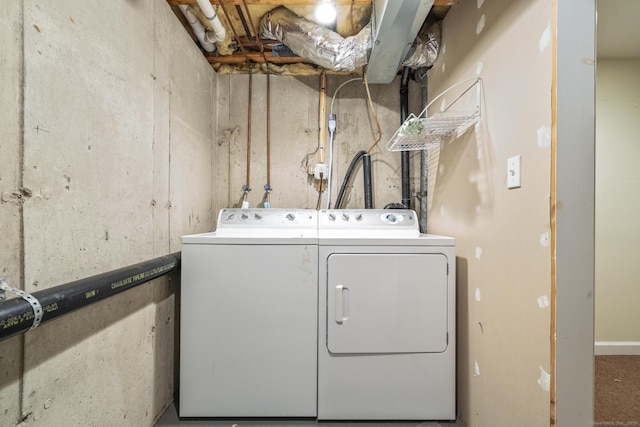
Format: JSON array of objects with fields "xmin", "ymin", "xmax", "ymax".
[
  {"xmin": 254, "ymin": 213, "xmax": 262, "ymax": 220},
  {"xmin": 342, "ymin": 213, "xmax": 350, "ymax": 221},
  {"xmin": 285, "ymin": 213, "xmax": 296, "ymax": 221},
  {"xmin": 386, "ymin": 213, "xmax": 397, "ymax": 223},
  {"xmin": 241, "ymin": 213, "xmax": 249, "ymax": 220},
  {"xmin": 355, "ymin": 213, "xmax": 363, "ymax": 221},
  {"xmin": 227, "ymin": 213, "xmax": 236, "ymax": 221},
  {"xmin": 328, "ymin": 213, "xmax": 336, "ymax": 221}
]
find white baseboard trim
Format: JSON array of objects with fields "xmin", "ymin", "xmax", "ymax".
[{"xmin": 594, "ymin": 341, "xmax": 640, "ymax": 355}]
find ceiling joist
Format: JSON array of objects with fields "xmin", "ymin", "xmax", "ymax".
[
  {"xmin": 168, "ymin": 0, "xmax": 454, "ymax": 6},
  {"xmin": 169, "ymin": 0, "xmax": 453, "ymax": 71}
]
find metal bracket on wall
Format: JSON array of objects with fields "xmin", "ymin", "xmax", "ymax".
[{"xmin": 0, "ymin": 277, "xmax": 44, "ymax": 330}]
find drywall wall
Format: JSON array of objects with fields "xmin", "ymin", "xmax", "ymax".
[
  {"xmin": 0, "ymin": 1, "xmax": 215, "ymax": 426},
  {"xmin": 426, "ymin": 1, "xmax": 552, "ymax": 425},
  {"xmin": 214, "ymin": 73, "xmax": 422, "ymax": 211},
  {"xmin": 595, "ymin": 59, "xmax": 640, "ymax": 344}
]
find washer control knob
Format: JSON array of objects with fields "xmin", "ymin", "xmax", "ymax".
[
  {"xmin": 285, "ymin": 213, "xmax": 296, "ymax": 221},
  {"xmin": 342, "ymin": 213, "xmax": 350, "ymax": 221},
  {"xmin": 227, "ymin": 213, "xmax": 236, "ymax": 221},
  {"xmin": 355, "ymin": 213, "xmax": 363, "ymax": 221},
  {"xmin": 241, "ymin": 213, "xmax": 249, "ymax": 220},
  {"xmin": 254, "ymin": 213, "xmax": 262, "ymax": 220},
  {"xmin": 328, "ymin": 213, "xmax": 336, "ymax": 221},
  {"xmin": 386, "ymin": 213, "xmax": 397, "ymax": 223}
]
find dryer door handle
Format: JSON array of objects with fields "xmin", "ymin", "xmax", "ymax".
[{"xmin": 335, "ymin": 285, "xmax": 349, "ymax": 324}]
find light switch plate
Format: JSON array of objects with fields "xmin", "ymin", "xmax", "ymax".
[{"xmin": 507, "ymin": 155, "xmax": 521, "ymax": 189}]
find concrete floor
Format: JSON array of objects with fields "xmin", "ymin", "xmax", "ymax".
[{"xmin": 155, "ymin": 402, "xmax": 467, "ymax": 427}]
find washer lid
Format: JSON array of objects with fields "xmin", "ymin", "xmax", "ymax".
[{"xmin": 326, "ymin": 253, "xmax": 449, "ymax": 354}]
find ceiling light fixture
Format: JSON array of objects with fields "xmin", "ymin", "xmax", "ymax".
[{"xmin": 315, "ymin": 0, "xmax": 337, "ymax": 25}]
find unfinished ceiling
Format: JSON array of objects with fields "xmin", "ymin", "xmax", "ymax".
[{"xmin": 166, "ymin": 0, "xmax": 453, "ymax": 75}]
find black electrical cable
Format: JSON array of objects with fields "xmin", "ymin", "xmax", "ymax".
[
  {"xmin": 335, "ymin": 150, "xmax": 367, "ymax": 209},
  {"xmin": 0, "ymin": 252, "xmax": 180, "ymax": 342}
]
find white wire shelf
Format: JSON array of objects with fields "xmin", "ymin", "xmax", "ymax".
[
  {"xmin": 386, "ymin": 78, "xmax": 482, "ymax": 152},
  {"xmin": 386, "ymin": 111, "xmax": 479, "ymax": 151}
]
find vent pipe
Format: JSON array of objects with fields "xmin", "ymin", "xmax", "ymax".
[
  {"xmin": 179, "ymin": 5, "xmax": 216, "ymax": 52},
  {"xmin": 195, "ymin": 0, "xmax": 226, "ymax": 42}
]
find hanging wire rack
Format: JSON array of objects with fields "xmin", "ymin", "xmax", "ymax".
[{"xmin": 386, "ymin": 77, "xmax": 483, "ymax": 151}]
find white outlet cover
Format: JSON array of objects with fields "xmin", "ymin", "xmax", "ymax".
[{"xmin": 507, "ymin": 155, "xmax": 521, "ymax": 189}]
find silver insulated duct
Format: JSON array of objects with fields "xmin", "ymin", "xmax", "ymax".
[{"xmin": 260, "ymin": 7, "xmax": 371, "ymax": 72}]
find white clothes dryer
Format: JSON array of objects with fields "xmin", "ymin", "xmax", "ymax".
[
  {"xmin": 179, "ymin": 208, "xmax": 318, "ymax": 417},
  {"xmin": 317, "ymin": 209, "xmax": 456, "ymax": 420}
]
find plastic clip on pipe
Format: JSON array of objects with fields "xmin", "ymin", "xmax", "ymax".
[
  {"xmin": 241, "ymin": 185, "xmax": 251, "ymax": 209},
  {"xmin": 0, "ymin": 277, "xmax": 43, "ymax": 330},
  {"xmin": 264, "ymin": 184, "xmax": 272, "ymax": 208}
]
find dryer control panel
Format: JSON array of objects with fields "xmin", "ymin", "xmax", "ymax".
[{"xmin": 319, "ymin": 209, "xmax": 419, "ymax": 237}]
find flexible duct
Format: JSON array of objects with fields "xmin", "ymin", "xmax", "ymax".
[
  {"xmin": 403, "ymin": 20, "xmax": 442, "ymax": 69},
  {"xmin": 261, "ymin": 7, "xmax": 371, "ymax": 72},
  {"xmin": 179, "ymin": 5, "xmax": 216, "ymax": 52}
]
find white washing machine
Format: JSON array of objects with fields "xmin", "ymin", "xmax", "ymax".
[
  {"xmin": 317, "ymin": 209, "xmax": 456, "ymax": 420},
  {"xmin": 179, "ymin": 208, "xmax": 318, "ymax": 417}
]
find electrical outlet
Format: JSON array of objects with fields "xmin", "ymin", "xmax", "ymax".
[
  {"xmin": 507, "ymin": 155, "xmax": 521, "ymax": 189},
  {"xmin": 313, "ymin": 163, "xmax": 328, "ymax": 180}
]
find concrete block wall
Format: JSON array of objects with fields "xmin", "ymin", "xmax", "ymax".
[
  {"xmin": 0, "ymin": 1, "xmax": 25, "ymax": 422},
  {"xmin": 214, "ymin": 74, "xmax": 422, "ymax": 211},
  {"xmin": 0, "ymin": 1, "xmax": 215, "ymax": 426}
]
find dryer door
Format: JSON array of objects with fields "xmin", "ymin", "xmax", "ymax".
[{"xmin": 327, "ymin": 253, "xmax": 448, "ymax": 354}]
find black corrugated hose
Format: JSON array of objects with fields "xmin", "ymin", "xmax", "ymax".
[{"xmin": 334, "ymin": 150, "xmax": 367, "ymax": 209}]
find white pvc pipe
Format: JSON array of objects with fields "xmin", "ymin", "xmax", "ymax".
[
  {"xmin": 195, "ymin": 0, "xmax": 226, "ymax": 42},
  {"xmin": 178, "ymin": 5, "xmax": 216, "ymax": 52}
]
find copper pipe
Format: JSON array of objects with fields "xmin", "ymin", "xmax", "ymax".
[
  {"xmin": 218, "ymin": 1, "xmax": 247, "ymax": 57},
  {"xmin": 247, "ymin": 70, "xmax": 252, "ymax": 187},
  {"xmin": 266, "ymin": 72, "xmax": 271, "ymax": 185},
  {"xmin": 241, "ymin": 0, "xmax": 269, "ymax": 65},
  {"xmin": 235, "ymin": 5, "xmax": 253, "ymax": 40}
]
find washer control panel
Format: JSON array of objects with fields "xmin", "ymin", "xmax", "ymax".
[
  {"xmin": 319, "ymin": 209, "xmax": 418, "ymax": 232},
  {"xmin": 217, "ymin": 208, "xmax": 317, "ymax": 232}
]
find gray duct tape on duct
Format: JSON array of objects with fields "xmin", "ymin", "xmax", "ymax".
[{"xmin": 261, "ymin": 7, "xmax": 371, "ymax": 71}]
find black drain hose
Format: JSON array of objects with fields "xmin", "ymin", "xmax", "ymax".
[
  {"xmin": 334, "ymin": 150, "xmax": 367, "ymax": 209},
  {"xmin": 363, "ymin": 153, "xmax": 373, "ymax": 209}
]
